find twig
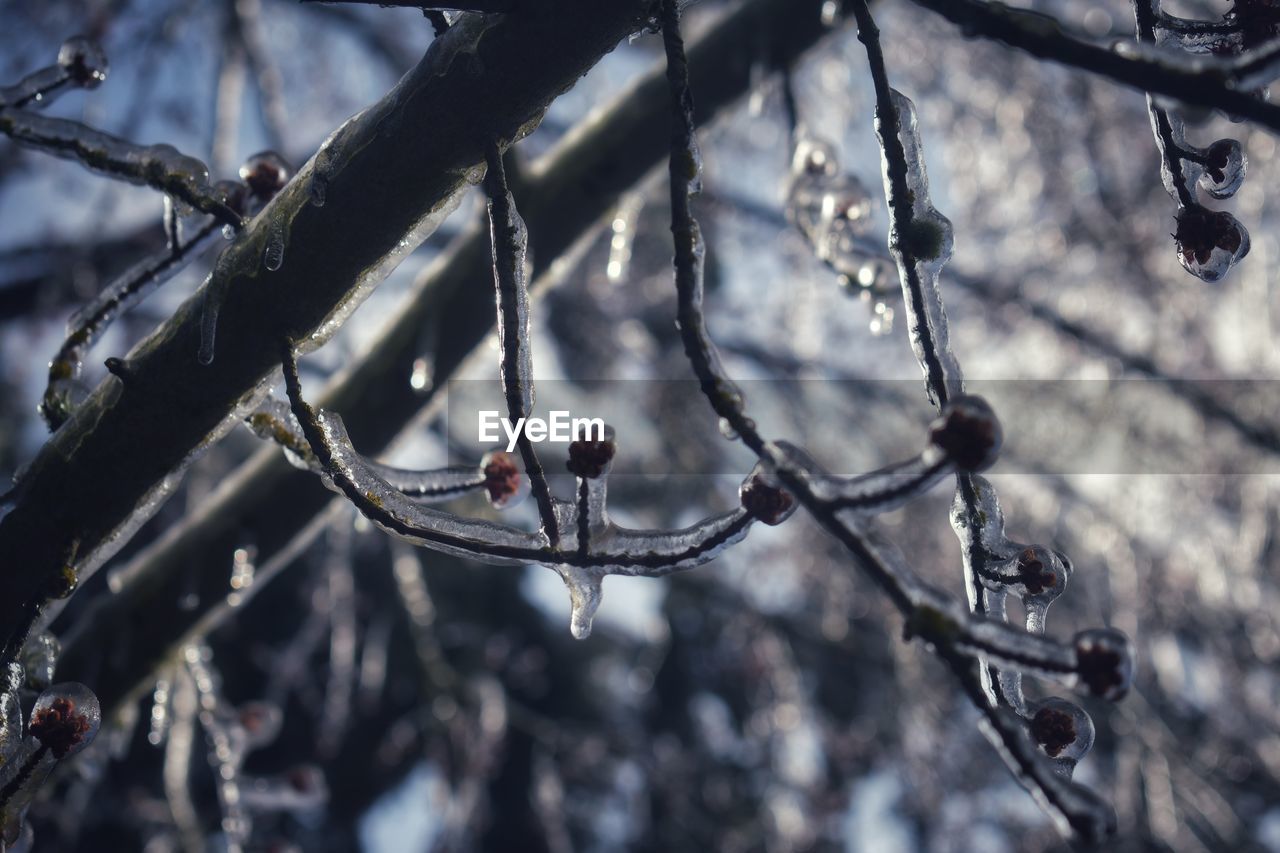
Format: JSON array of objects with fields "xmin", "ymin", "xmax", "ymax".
[
  {"xmin": 482, "ymin": 141, "xmax": 559, "ymax": 546},
  {"xmin": 904, "ymin": 0, "xmax": 1280, "ymax": 136}
]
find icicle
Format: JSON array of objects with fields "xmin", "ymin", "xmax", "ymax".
[
  {"xmin": 785, "ymin": 137, "xmax": 881, "ymax": 294},
  {"xmin": 19, "ymin": 634, "xmax": 59, "ymax": 692},
  {"xmin": 559, "ymin": 564, "xmax": 603, "ymax": 640}
]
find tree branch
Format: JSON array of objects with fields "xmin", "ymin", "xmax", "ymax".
[
  {"xmin": 56, "ymin": 0, "xmax": 839, "ymax": 716},
  {"xmin": 0, "ymin": 0, "xmax": 655, "ymax": 664},
  {"xmin": 905, "ymin": 0, "xmax": 1280, "ymax": 135}
]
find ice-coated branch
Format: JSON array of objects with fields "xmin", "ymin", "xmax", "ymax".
[
  {"xmin": 3, "ymin": 0, "xmax": 670, "ymax": 671},
  {"xmin": 283, "ymin": 344, "xmax": 780, "ymax": 637},
  {"xmin": 0, "ymin": 111, "xmax": 244, "ymax": 231},
  {"xmin": 51, "ymin": 0, "xmax": 837, "ymax": 719},
  {"xmin": 849, "ymin": 3, "xmax": 961, "ymax": 407},
  {"xmin": 482, "ymin": 142, "xmax": 559, "ymax": 546},
  {"xmin": 41, "ymin": 217, "xmax": 226, "ymax": 431},
  {"xmin": 245, "ymin": 395, "xmax": 520, "ymax": 506},
  {"xmin": 903, "ymin": 0, "xmax": 1280, "ymax": 136},
  {"xmin": 1136, "ymin": 0, "xmax": 1251, "ymax": 283},
  {"xmin": 0, "ymin": 37, "xmax": 108, "ymax": 111},
  {"xmin": 660, "ymin": 0, "xmax": 761, "ymax": 454},
  {"xmin": 652, "ymin": 1, "xmax": 1131, "ymax": 841}
]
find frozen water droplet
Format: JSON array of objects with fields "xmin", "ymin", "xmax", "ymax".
[
  {"xmin": 29, "ymin": 682, "xmax": 101, "ymax": 758},
  {"xmin": 222, "ymin": 223, "xmax": 236, "ymax": 240},
  {"xmin": 1028, "ymin": 696, "xmax": 1095, "ymax": 765},
  {"xmin": 1197, "ymin": 138, "xmax": 1246, "ymax": 199},
  {"xmin": 466, "ymin": 166, "xmax": 485, "ymax": 185},
  {"xmin": 562, "ymin": 567, "xmax": 603, "ymax": 640},
  {"xmin": 820, "ymin": 0, "xmax": 841, "ymax": 27},
  {"xmin": 57, "ymin": 36, "xmax": 108, "ymax": 88},
  {"xmin": 718, "ymin": 417, "xmax": 739, "ymax": 440},
  {"xmin": 21, "ymin": 633, "xmax": 59, "ymax": 691},
  {"xmin": 264, "ymin": 222, "xmax": 285, "ymax": 271},
  {"xmin": 1174, "ymin": 206, "xmax": 1249, "ymax": 282}
]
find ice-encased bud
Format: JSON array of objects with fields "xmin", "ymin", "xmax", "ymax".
[
  {"xmin": 566, "ymin": 425, "xmax": 617, "ymax": 480},
  {"xmin": 1028, "ymin": 696, "xmax": 1095, "ymax": 763},
  {"xmin": 481, "ymin": 451, "xmax": 526, "ymax": 509},
  {"xmin": 739, "ymin": 465, "xmax": 796, "ymax": 526},
  {"xmin": 1174, "ymin": 206, "xmax": 1250, "ymax": 282},
  {"xmin": 213, "ymin": 179, "xmax": 248, "ymax": 217},
  {"xmin": 1015, "ymin": 546, "xmax": 1069, "ymax": 601},
  {"xmin": 237, "ymin": 701, "xmax": 283, "ymax": 750},
  {"xmin": 29, "ymin": 683, "xmax": 101, "ymax": 758},
  {"xmin": 929, "ymin": 395, "xmax": 1002, "ymax": 472},
  {"xmin": 1073, "ymin": 628, "xmax": 1134, "ymax": 701},
  {"xmin": 239, "ymin": 151, "xmax": 291, "ymax": 200},
  {"xmin": 1198, "ymin": 138, "xmax": 1246, "ymax": 200},
  {"xmin": 57, "ymin": 36, "xmax": 108, "ymax": 88}
]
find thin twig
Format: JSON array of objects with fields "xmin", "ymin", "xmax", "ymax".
[{"xmin": 482, "ymin": 141, "xmax": 559, "ymax": 547}]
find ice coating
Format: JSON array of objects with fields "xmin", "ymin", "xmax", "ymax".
[
  {"xmin": 0, "ymin": 36, "xmax": 107, "ymax": 110},
  {"xmin": 0, "ymin": 112, "xmax": 236, "ymax": 225},
  {"xmin": 28, "ymin": 682, "xmax": 101, "ymax": 759},
  {"xmin": 768, "ymin": 439, "xmax": 951, "ymax": 516},
  {"xmin": 486, "ymin": 152, "xmax": 535, "ymax": 418},
  {"xmin": 1174, "ymin": 205, "xmax": 1250, "ymax": 282},
  {"xmin": 976, "ymin": 707, "xmax": 1117, "ymax": 845},
  {"xmin": 263, "ymin": 219, "xmax": 285, "ymax": 271},
  {"xmin": 184, "ymin": 645, "xmax": 250, "ymax": 851},
  {"xmin": 1197, "ymin": 138, "xmax": 1246, "ymax": 199},
  {"xmin": 785, "ymin": 137, "xmax": 885, "ymax": 295},
  {"xmin": 875, "ymin": 90, "xmax": 963, "ymax": 405},
  {"xmin": 313, "ymin": 410, "xmax": 544, "ymax": 564},
  {"xmin": 19, "ymin": 633, "xmax": 59, "ymax": 692},
  {"xmin": 42, "ymin": 217, "xmax": 224, "ymax": 429},
  {"xmin": 247, "ymin": 397, "xmax": 494, "ymax": 501}
]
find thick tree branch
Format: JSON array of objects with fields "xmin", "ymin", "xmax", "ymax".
[
  {"xmin": 56, "ymin": 0, "xmax": 838, "ymax": 716},
  {"xmin": 0, "ymin": 0, "xmax": 656, "ymax": 664}
]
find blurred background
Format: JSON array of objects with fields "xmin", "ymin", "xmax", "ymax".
[{"xmin": 1, "ymin": 0, "xmax": 1279, "ymax": 850}]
